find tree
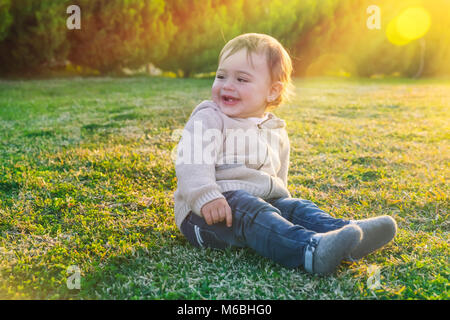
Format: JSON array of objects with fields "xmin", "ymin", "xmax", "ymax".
[
  {"xmin": 0, "ymin": 0, "xmax": 70, "ymax": 75},
  {"xmin": 134, "ymin": 0, "xmax": 178, "ymax": 69},
  {"xmin": 0, "ymin": 0, "xmax": 12, "ymax": 42},
  {"xmin": 291, "ymin": 0, "xmax": 450, "ymax": 78},
  {"xmin": 155, "ymin": 0, "xmax": 245, "ymax": 78},
  {"xmin": 68, "ymin": 0, "xmax": 176, "ymax": 74}
]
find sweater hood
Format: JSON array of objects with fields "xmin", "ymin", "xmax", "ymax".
[{"xmin": 190, "ymin": 100, "xmax": 286, "ymax": 129}]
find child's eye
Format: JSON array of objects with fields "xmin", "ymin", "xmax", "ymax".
[
  {"xmin": 237, "ymin": 78, "xmax": 248, "ymax": 83},
  {"xmin": 216, "ymin": 75, "xmax": 225, "ymax": 79}
]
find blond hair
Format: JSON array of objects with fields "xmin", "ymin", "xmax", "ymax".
[{"xmin": 218, "ymin": 33, "xmax": 294, "ymax": 110}]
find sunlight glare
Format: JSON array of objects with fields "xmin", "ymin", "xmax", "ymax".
[{"xmin": 386, "ymin": 7, "xmax": 431, "ymax": 46}]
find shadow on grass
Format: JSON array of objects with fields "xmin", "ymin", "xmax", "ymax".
[
  {"xmin": 23, "ymin": 129, "xmax": 56, "ymax": 138},
  {"xmin": 81, "ymin": 122, "xmax": 121, "ymax": 131},
  {"xmin": 76, "ymin": 237, "xmax": 365, "ymax": 300},
  {"xmin": 77, "ymin": 238, "xmax": 281, "ymax": 300}
]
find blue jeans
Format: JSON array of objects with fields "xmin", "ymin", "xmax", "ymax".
[{"xmin": 180, "ymin": 190, "xmax": 350, "ymax": 269}]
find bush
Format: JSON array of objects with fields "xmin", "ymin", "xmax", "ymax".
[
  {"xmin": 0, "ymin": 0, "xmax": 70, "ymax": 75},
  {"xmin": 67, "ymin": 0, "xmax": 176, "ymax": 74},
  {"xmin": 0, "ymin": 0, "xmax": 12, "ymax": 42}
]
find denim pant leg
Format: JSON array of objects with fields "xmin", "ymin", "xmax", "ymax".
[
  {"xmin": 180, "ymin": 210, "xmax": 246, "ymax": 250},
  {"xmin": 180, "ymin": 189, "xmax": 317, "ymax": 268},
  {"xmin": 267, "ymin": 197, "xmax": 350, "ymax": 233}
]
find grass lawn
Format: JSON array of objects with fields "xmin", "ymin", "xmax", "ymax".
[{"xmin": 0, "ymin": 76, "xmax": 448, "ymax": 299}]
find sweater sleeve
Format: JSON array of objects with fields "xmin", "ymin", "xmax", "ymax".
[
  {"xmin": 277, "ymin": 129, "xmax": 290, "ymax": 189},
  {"xmin": 175, "ymin": 108, "xmax": 225, "ymax": 216}
]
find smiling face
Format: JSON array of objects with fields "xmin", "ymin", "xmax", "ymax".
[{"xmin": 212, "ymin": 48, "xmax": 281, "ymax": 119}]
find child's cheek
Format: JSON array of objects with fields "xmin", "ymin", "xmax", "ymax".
[
  {"xmin": 212, "ymin": 94, "xmax": 219, "ymax": 105},
  {"xmin": 211, "ymin": 85, "xmax": 220, "ymax": 104}
]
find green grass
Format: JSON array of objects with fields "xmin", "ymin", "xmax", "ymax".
[{"xmin": 0, "ymin": 76, "xmax": 448, "ymax": 299}]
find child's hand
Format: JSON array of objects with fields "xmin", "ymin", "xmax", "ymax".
[{"xmin": 201, "ymin": 198, "xmax": 232, "ymax": 227}]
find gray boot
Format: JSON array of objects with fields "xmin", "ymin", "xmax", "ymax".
[
  {"xmin": 348, "ymin": 215, "xmax": 397, "ymax": 261},
  {"xmin": 304, "ymin": 224, "xmax": 363, "ymax": 275}
]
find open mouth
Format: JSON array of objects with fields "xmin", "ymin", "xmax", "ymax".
[{"xmin": 222, "ymin": 95, "xmax": 240, "ymax": 104}]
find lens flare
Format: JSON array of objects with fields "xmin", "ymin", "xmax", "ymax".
[
  {"xmin": 386, "ymin": 18, "xmax": 410, "ymax": 46},
  {"xmin": 386, "ymin": 7, "xmax": 431, "ymax": 46}
]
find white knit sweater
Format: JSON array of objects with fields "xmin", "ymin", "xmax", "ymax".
[{"xmin": 173, "ymin": 100, "xmax": 291, "ymax": 229}]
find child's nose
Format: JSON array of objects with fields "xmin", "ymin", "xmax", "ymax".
[{"xmin": 223, "ymin": 79, "xmax": 235, "ymax": 90}]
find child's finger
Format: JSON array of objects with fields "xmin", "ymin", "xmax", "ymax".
[
  {"xmin": 217, "ymin": 207, "xmax": 225, "ymax": 223},
  {"xmin": 211, "ymin": 208, "xmax": 220, "ymax": 224},
  {"xmin": 203, "ymin": 210, "xmax": 213, "ymax": 225},
  {"xmin": 225, "ymin": 205, "xmax": 232, "ymax": 227}
]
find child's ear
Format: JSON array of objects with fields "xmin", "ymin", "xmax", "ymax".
[{"xmin": 267, "ymin": 81, "xmax": 283, "ymax": 103}]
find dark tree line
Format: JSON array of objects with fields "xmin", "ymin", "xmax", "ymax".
[{"xmin": 0, "ymin": 0, "xmax": 448, "ymax": 77}]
